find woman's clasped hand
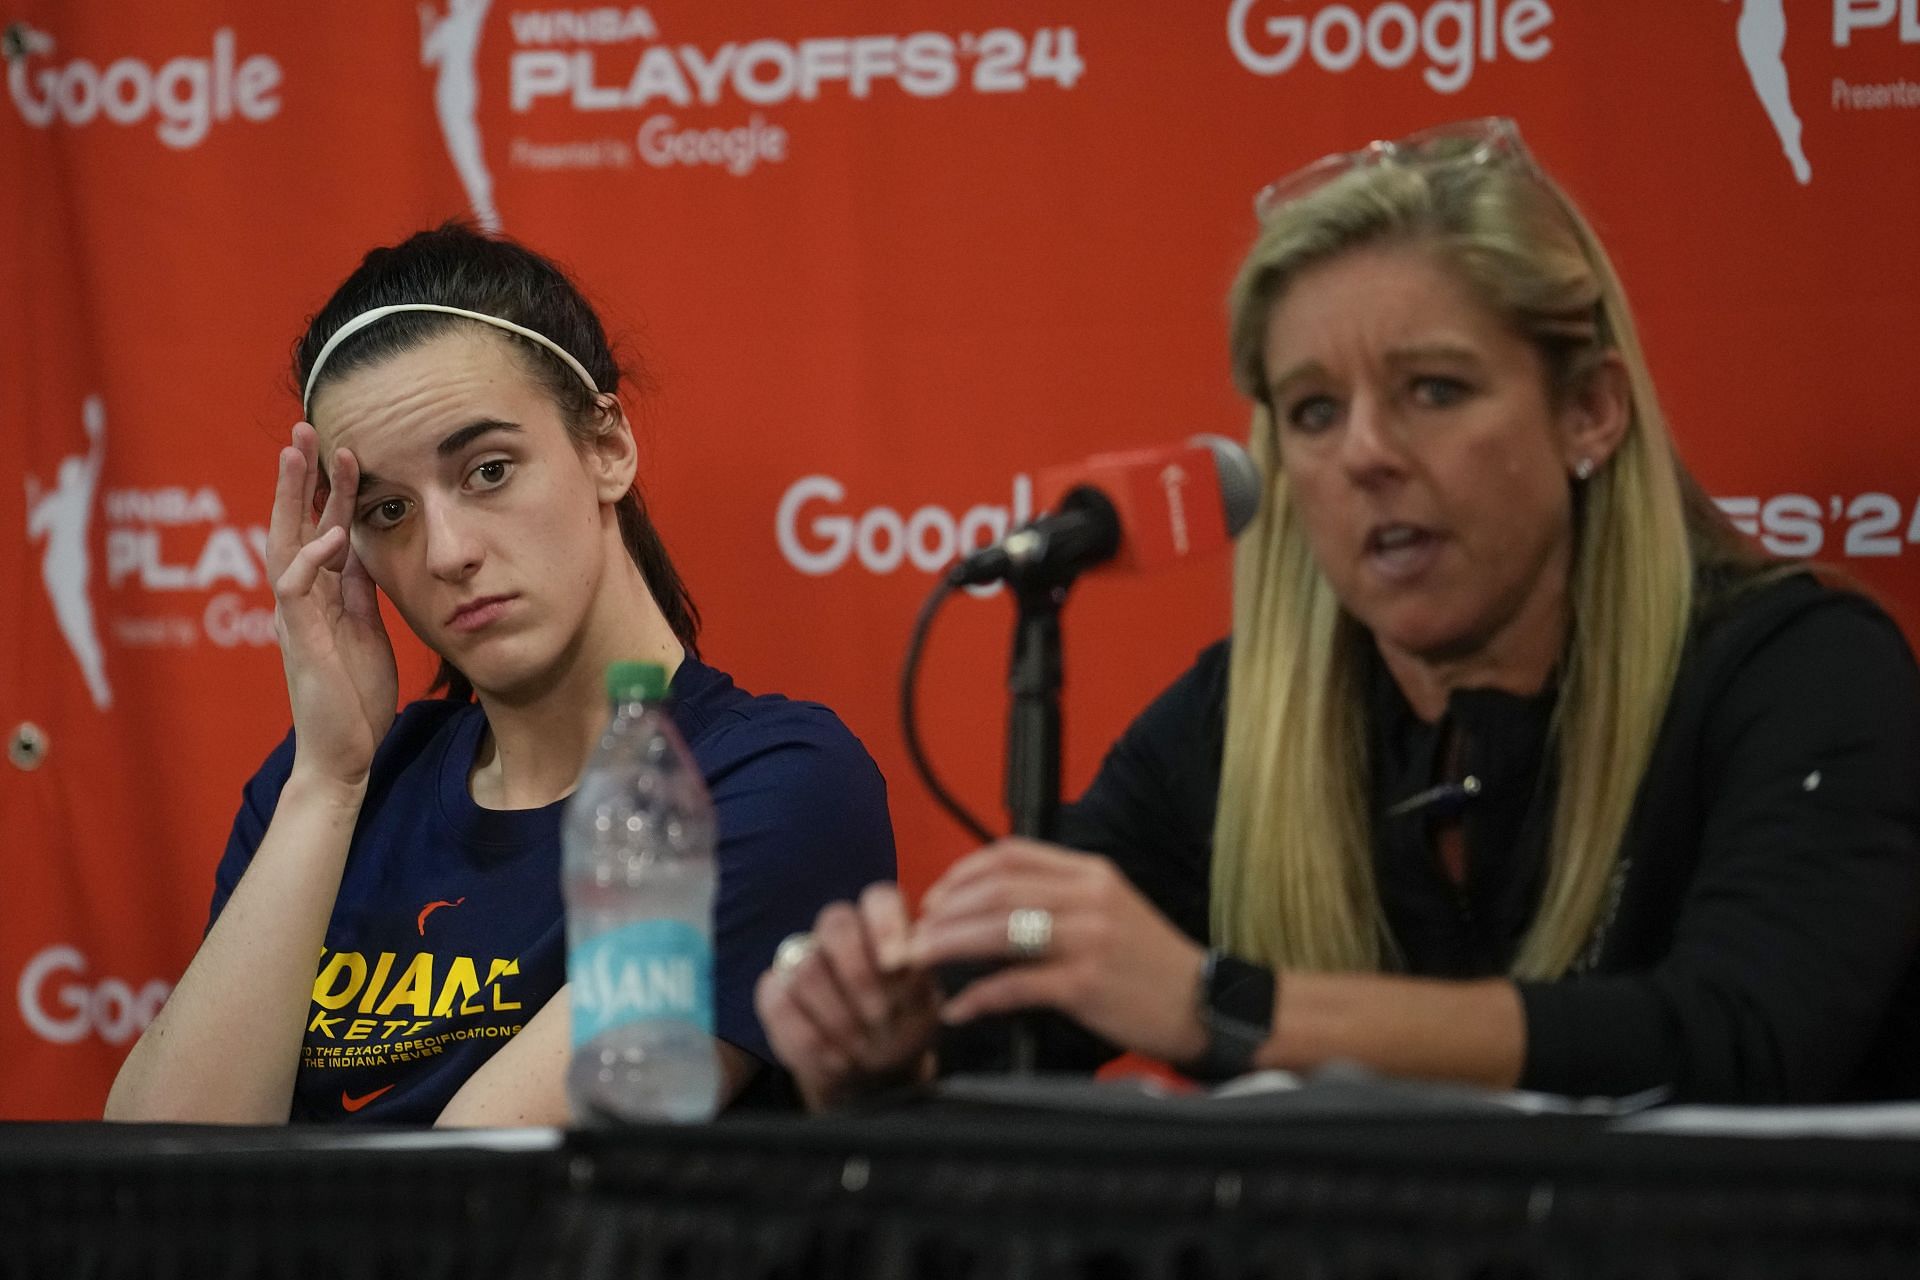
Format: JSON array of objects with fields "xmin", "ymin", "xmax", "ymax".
[{"xmin": 757, "ymin": 842, "xmax": 1212, "ymax": 1109}]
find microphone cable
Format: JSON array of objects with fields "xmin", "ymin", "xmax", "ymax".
[{"xmin": 900, "ymin": 572, "xmax": 998, "ymax": 845}]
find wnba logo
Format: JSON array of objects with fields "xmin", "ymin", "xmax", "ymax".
[
  {"xmin": 1227, "ymin": 0, "xmax": 1554, "ymax": 94},
  {"xmin": 4, "ymin": 24, "xmax": 283, "ymax": 149}
]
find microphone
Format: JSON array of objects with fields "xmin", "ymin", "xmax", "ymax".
[
  {"xmin": 1386, "ymin": 775, "xmax": 1483, "ymax": 820},
  {"xmin": 948, "ymin": 435, "xmax": 1262, "ymax": 589}
]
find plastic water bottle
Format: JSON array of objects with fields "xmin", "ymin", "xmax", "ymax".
[{"xmin": 563, "ymin": 661, "xmax": 720, "ymax": 1124}]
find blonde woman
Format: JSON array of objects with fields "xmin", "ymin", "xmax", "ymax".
[{"xmin": 756, "ymin": 119, "xmax": 1920, "ymax": 1108}]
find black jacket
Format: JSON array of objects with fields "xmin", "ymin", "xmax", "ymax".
[{"xmin": 1048, "ymin": 572, "xmax": 1920, "ymax": 1103}]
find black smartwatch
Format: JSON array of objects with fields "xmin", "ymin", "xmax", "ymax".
[{"xmin": 1184, "ymin": 950, "xmax": 1277, "ymax": 1083}]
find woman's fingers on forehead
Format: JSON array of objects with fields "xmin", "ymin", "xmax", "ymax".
[
  {"xmin": 274, "ymin": 445, "xmax": 302, "ymax": 493},
  {"xmin": 266, "ymin": 446, "xmax": 308, "ymax": 571},
  {"xmin": 294, "ymin": 426, "xmax": 323, "ymax": 525},
  {"xmin": 328, "ymin": 444, "xmax": 360, "ymax": 491},
  {"xmin": 317, "ymin": 448, "xmax": 359, "ymax": 532}
]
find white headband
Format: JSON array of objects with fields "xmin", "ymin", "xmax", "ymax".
[{"xmin": 301, "ymin": 303, "xmax": 601, "ymax": 415}]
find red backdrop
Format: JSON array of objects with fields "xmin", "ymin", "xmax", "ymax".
[{"xmin": 6, "ymin": 0, "xmax": 1918, "ymax": 1118}]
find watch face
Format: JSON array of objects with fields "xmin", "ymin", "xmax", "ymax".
[
  {"xmin": 1190, "ymin": 954, "xmax": 1275, "ymax": 1083},
  {"xmin": 1209, "ymin": 955, "xmax": 1277, "ymax": 1032}
]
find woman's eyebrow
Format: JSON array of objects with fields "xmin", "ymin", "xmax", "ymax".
[
  {"xmin": 355, "ymin": 421, "xmax": 525, "ymax": 494},
  {"xmin": 1266, "ymin": 360, "xmax": 1325, "ymax": 405},
  {"xmin": 1383, "ymin": 342, "xmax": 1481, "ymax": 367},
  {"xmin": 437, "ymin": 420, "xmax": 522, "ymax": 457}
]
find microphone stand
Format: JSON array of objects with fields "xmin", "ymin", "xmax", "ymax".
[
  {"xmin": 928, "ymin": 486, "xmax": 1116, "ymax": 1076},
  {"xmin": 1005, "ymin": 579, "xmax": 1065, "ymax": 846},
  {"xmin": 1001, "ymin": 575, "xmax": 1070, "ymax": 1074}
]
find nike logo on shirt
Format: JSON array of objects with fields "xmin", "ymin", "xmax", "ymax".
[{"xmin": 416, "ymin": 896, "xmax": 467, "ymax": 935}]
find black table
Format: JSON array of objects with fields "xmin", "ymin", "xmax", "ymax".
[{"xmin": 7, "ymin": 1090, "xmax": 1920, "ymax": 1279}]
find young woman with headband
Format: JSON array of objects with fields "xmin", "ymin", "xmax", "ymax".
[{"xmin": 106, "ymin": 224, "xmax": 895, "ymax": 1124}]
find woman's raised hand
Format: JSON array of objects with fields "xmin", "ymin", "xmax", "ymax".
[
  {"xmin": 266, "ymin": 422, "xmax": 397, "ymax": 789},
  {"xmin": 754, "ymin": 884, "xmax": 941, "ymax": 1112}
]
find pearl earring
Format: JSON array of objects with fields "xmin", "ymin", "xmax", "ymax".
[{"xmin": 1573, "ymin": 458, "xmax": 1595, "ymax": 481}]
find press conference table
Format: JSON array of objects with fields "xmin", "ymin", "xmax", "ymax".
[{"xmin": 7, "ymin": 1080, "xmax": 1920, "ymax": 1279}]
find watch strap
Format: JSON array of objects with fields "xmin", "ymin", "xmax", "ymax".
[{"xmin": 1183, "ymin": 951, "xmax": 1277, "ymax": 1083}]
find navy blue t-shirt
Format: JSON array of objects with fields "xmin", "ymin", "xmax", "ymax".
[{"xmin": 209, "ymin": 657, "xmax": 895, "ymax": 1123}]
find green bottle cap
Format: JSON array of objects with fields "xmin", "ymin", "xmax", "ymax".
[{"xmin": 606, "ymin": 661, "xmax": 668, "ymax": 704}]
